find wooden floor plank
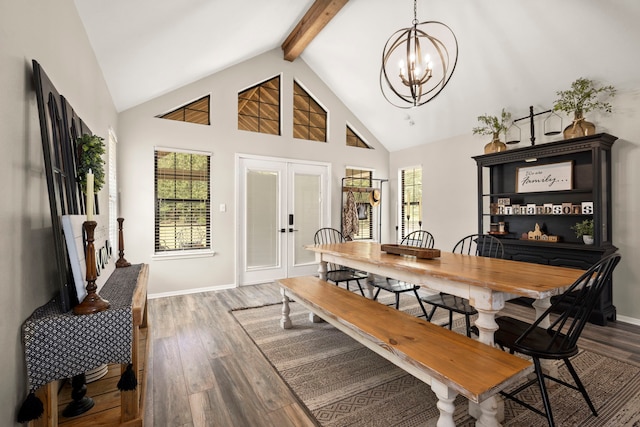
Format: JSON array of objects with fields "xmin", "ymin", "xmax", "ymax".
[{"xmin": 141, "ymin": 282, "xmax": 640, "ymax": 426}]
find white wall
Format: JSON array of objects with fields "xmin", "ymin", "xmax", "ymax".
[
  {"xmin": 390, "ymin": 83, "xmax": 640, "ymax": 322},
  {"xmin": 118, "ymin": 48, "xmax": 390, "ymax": 295},
  {"xmin": 0, "ymin": 1, "xmax": 117, "ymax": 425}
]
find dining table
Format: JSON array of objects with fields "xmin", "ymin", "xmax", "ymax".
[{"xmin": 306, "ymin": 241, "xmax": 585, "ymax": 345}]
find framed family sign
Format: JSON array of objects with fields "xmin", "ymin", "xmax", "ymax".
[{"xmin": 516, "ymin": 161, "xmax": 573, "ymax": 193}]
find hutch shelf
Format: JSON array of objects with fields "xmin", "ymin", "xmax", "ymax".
[{"xmin": 473, "ymin": 133, "xmax": 618, "ymax": 325}]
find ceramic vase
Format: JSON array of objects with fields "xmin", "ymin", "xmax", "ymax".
[{"xmin": 583, "ymin": 235, "xmax": 594, "ymax": 245}]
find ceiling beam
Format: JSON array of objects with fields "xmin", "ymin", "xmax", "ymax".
[{"xmin": 282, "ymin": 0, "xmax": 349, "ymax": 62}]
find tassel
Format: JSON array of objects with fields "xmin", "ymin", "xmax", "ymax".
[
  {"xmin": 117, "ymin": 363, "xmax": 137, "ymax": 391},
  {"xmin": 17, "ymin": 392, "xmax": 43, "ymax": 423}
]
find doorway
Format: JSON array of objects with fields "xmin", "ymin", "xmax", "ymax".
[{"xmin": 237, "ymin": 156, "xmax": 330, "ymax": 285}]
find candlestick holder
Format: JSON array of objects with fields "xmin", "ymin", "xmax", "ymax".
[
  {"xmin": 73, "ymin": 221, "xmax": 110, "ymax": 315},
  {"xmin": 116, "ymin": 217, "xmax": 131, "ymax": 268}
]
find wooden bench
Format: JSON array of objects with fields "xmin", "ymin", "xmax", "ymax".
[{"xmin": 278, "ymin": 275, "xmax": 533, "ymax": 427}]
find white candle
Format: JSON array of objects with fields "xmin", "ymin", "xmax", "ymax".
[{"xmin": 86, "ymin": 169, "xmax": 94, "ymax": 221}]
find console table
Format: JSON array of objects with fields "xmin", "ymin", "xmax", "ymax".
[{"xmin": 25, "ymin": 264, "xmax": 149, "ymax": 427}]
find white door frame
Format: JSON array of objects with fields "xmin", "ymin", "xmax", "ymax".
[{"xmin": 235, "ymin": 153, "xmax": 332, "ymax": 286}]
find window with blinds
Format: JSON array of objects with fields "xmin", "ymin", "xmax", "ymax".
[
  {"xmin": 293, "ymin": 81, "xmax": 327, "ymax": 142},
  {"xmin": 345, "ymin": 168, "xmax": 373, "ymax": 240},
  {"xmin": 400, "ymin": 166, "xmax": 422, "ymax": 238},
  {"xmin": 238, "ymin": 76, "xmax": 281, "ymax": 135},
  {"xmin": 155, "ymin": 149, "xmax": 211, "ymax": 252}
]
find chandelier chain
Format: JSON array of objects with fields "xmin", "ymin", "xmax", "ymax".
[{"xmin": 413, "ymin": 0, "xmax": 418, "ymax": 25}]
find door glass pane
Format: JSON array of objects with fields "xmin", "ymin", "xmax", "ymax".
[
  {"xmin": 294, "ymin": 173, "xmax": 320, "ymax": 265},
  {"xmin": 247, "ymin": 170, "xmax": 279, "ymax": 269}
]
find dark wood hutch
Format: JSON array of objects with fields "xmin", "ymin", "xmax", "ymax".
[{"xmin": 473, "ymin": 133, "xmax": 618, "ymax": 325}]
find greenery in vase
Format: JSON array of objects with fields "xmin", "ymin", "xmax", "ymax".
[
  {"xmin": 553, "ymin": 77, "xmax": 615, "ymax": 116},
  {"xmin": 76, "ymin": 134, "xmax": 106, "ymax": 193},
  {"xmin": 571, "ymin": 219, "xmax": 594, "ymax": 238},
  {"xmin": 472, "ymin": 108, "xmax": 511, "ymax": 140}
]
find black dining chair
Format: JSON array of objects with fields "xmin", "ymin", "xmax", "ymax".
[
  {"xmin": 421, "ymin": 233, "xmax": 504, "ymax": 337},
  {"xmin": 313, "ymin": 228, "xmax": 367, "ymax": 296},
  {"xmin": 370, "ymin": 230, "xmax": 433, "ymax": 318},
  {"xmin": 494, "ymin": 253, "xmax": 621, "ymax": 427}
]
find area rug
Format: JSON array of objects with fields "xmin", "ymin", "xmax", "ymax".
[{"xmin": 232, "ymin": 294, "xmax": 640, "ymax": 427}]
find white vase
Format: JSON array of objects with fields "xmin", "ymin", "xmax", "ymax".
[{"xmin": 582, "ymin": 235, "xmax": 594, "ymax": 245}]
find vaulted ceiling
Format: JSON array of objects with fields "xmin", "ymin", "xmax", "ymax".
[{"xmin": 74, "ymin": 0, "xmax": 640, "ymax": 152}]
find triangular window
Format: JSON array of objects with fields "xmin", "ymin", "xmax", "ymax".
[
  {"xmin": 238, "ymin": 76, "xmax": 281, "ymax": 135},
  {"xmin": 346, "ymin": 125, "xmax": 372, "ymax": 149},
  {"xmin": 158, "ymin": 95, "xmax": 210, "ymax": 125},
  {"xmin": 293, "ymin": 81, "xmax": 327, "ymax": 142}
]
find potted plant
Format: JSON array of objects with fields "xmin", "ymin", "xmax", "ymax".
[
  {"xmin": 473, "ymin": 108, "xmax": 511, "ymax": 154},
  {"xmin": 571, "ymin": 219, "xmax": 594, "ymax": 245},
  {"xmin": 76, "ymin": 133, "xmax": 106, "ymax": 194},
  {"xmin": 553, "ymin": 77, "xmax": 615, "ymax": 139}
]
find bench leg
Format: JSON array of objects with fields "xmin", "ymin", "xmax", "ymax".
[
  {"xmin": 474, "ymin": 396, "xmax": 501, "ymax": 427},
  {"xmin": 431, "ymin": 379, "xmax": 457, "ymax": 427},
  {"xmin": 280, "ymin": 289, "xmax": 292, "ymax": 329}
]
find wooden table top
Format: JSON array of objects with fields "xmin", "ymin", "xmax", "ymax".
[{"xmin": 306, "ymin": 241, "xmax": 586, "ymax": 299}]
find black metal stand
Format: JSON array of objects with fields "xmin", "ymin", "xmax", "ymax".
[{"xmin": 62, "ymin": 373, "xmax": 94, "ymax": 417}]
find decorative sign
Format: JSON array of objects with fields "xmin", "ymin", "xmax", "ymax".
[
  {"xmin": 516, "ymin": 161, "xmax": 573, "ymax": 193},
  {"xmin": 62, "ymin": 215, "xmax": 115, "ymax": 302}
]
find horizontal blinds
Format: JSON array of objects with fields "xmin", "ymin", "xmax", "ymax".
[
  {"xmin": 155, "ymin": 150, "xmax": 211, "ymax": 252},
  {"xmin": 344, "ymin": 169, "xmax": 373, "ymax": 240}
]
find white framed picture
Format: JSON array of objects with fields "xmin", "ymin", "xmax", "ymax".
[{"xmin": 516, "ymin": 161, "xmax": 573, "ymax": 193}]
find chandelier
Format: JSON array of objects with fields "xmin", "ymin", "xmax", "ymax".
[{"xmin": 380, "ymin": 0, "xmax": 458, "ymax": 108}]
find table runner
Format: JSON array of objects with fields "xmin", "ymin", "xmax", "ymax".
[{"xmin": 22, "ymin": 264, "xmax": 142, "ymax": 390}]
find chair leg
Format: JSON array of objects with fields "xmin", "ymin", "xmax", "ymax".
[
  {"xmin": 395, "ymin": 293, "xmax": 400, "ymax": 309},
  {"xmin": 412, "ymin": 289, "xmax": 429, "ymax": 318},
  {"xmin": 447, "ymin": 310, "xmax": 453, "ymax": 330},
  {"xmin": 354, "ymin": 280, "xmax": 365, "ymax": 297},
  {"xmin": 373, "ymin": 287, "xmax": 381, "ymax": 301},
  {"xmin": 564, "ymin": 357, "xmax": 598, "ymax": 417},
  {"xmin": 533, "ymin": 358, "xmax": 556, "ymax": 427},
  {"xmin": 426, "ymin": 305, "xmax": 437, "ymax": 322},
  {"xmin": 464, "ymin": 314, "xmax": 472, "ymax": 338}
]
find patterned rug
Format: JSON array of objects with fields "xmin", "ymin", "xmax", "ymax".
[{"xmin": 232, "ymin": 293, "xmax": 640, "ymax": 427}]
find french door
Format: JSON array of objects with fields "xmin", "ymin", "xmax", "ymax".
[{"xmin": 238, "ymin": 156, "xmax": 330, "ymax": 285}]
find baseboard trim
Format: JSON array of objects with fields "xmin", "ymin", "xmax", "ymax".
[
  {"xmin": 149, "ymin": 283, "xmax": 236, "ymax": 299},
  {"xmin": 616, "ymin": 314, "xmax": 640, "ymax": 326}
]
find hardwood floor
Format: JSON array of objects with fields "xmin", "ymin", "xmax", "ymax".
[{"xmin": 145, "ymin": 282, "xmax": 640, "ymax": 427}]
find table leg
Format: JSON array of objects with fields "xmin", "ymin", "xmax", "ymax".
[
  {"xmin": 317, "ymin": 259, "xmax": 327, "ymax": 281},
  {"xmin": 474, "ymin": 307, "xmax": 499, "ymax": 347},
  {"xmin": 280, "ymin": 289, "xmax": 292, "ymax": 329},
  {"xmin": 430, "ymin": 379, "xmax": 457, "ymax": 427},
  {"xmin": 532, "ymin": 297, "xmax": 551, "ymax": 328},
  {"xmin": 470, "ymin": 303, "xmax": 504, "ymax": 423},
  {"xmin": 365, "ymin": 273, "xmax": 375, "ymax": 299}
]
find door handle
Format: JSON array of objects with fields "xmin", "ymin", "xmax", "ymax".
[{"xmin": 288, "ymin": 228, "xmax": 298, "ymax": 232}]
